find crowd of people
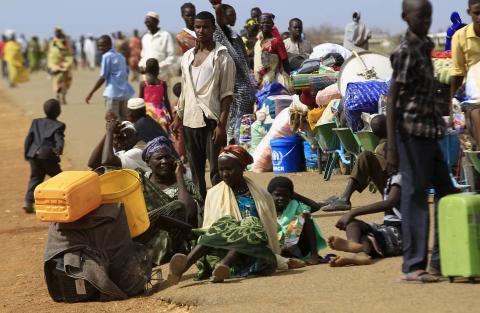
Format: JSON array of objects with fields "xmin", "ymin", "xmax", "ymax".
[{"xmin": 14, "ymin": 0, "xmax": 480, "ymax": 301}]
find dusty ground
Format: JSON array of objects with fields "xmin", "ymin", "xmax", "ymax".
[{"xmin": 0, "ymin": 70, "xmax": 479, "ymax": 313}]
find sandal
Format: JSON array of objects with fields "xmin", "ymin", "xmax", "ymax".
[
  {"xmin": 211, "ymin": 264, "xmax": 230, "ymax": 283},
  {"xmin": 321, "ymin": 199, "xmax": 351, "ymax": 212},
  {"xmin": 401, "ymin": 271, "xmax": 440, "ymax": 284},
  {"xmin": 167, "ymin": 253, "xmax": 187, "ymax": 285}
]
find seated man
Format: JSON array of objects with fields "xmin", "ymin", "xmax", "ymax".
[
  {"xmin": 327, "ymin": 173, "xmax": 404, "ymax": 269},
  {"xmin": 126, "ymin": 98, "xmax": 167, "ymax": 143},
  {"xmin": 322, "ymin": 114, "xmax": 388, "ymax": 212},
  {"xmin": 88, "ymin": 118, "xmax": 148, "ymax": 171}
]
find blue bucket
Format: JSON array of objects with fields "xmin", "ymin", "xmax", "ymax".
[{"xmin": 271, "ymin": 136, "xmax": 304, "ymax": 173}]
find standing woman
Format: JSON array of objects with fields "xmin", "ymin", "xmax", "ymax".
[
  {"xmin": 254, "ymin": 14, "xmax": 292, "ymax": 90},
  {"xmin": 176, "ymin": 3, "xmax": 197, "ymax": 54},
  {"xmin": 47, "ymin": 28, "xmax": 74, "ymax": 105},
  {"xmin": 211, "ymin": 1, "xmax": 256, "ymax": 144},
  {"xmin": 3, "ymin": 31, "xmax": 29, "ymax": 87}
]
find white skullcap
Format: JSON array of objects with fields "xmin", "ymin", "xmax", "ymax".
[
  {"xmin": 120, "ymin": 121, "xmax": 136, "ymax": 132},
  {"xmin": 146, "ymin": 11, "xmax": 160, "ymax": 20},
  {"xmin": 4, "ymin": 29, "xmax": 15, "ymax": 40},
  {"xmin": 127, "ymin": 98, "xmax": 146, "ymax": 110}
]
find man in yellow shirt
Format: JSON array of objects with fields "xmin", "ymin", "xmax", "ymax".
[
  {"xmin": 451, "ymin": 0, "xmax": 480, "ymax": 96},
  {"xmin": 451, "ymin": 0, "xmax": 480, "ymax": 146}
]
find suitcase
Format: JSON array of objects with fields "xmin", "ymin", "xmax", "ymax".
[
  {"xmin": 35, "ymin": 171, "xmax": 102, "ymax": 222},
  {"xmin": 438, "ymin": 193, "xmax": 480, "ymax": 283}
]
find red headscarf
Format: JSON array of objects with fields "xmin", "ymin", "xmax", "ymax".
[{"xmin": 219, "ymin": 145, "xmax": 254, "ymax": 169}]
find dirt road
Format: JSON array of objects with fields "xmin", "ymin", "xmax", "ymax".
[{"xmin": 0, "ymin": 70, "xmax": 479, "ymax": 313}]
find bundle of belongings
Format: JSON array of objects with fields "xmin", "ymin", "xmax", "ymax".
[{"xmin": 35, "ymin": 170, "xmax": 153, "ymax": 302}]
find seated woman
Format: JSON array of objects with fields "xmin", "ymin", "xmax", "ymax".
[
  {"xmin": 254, "ymin": 13, "xmax": 292, "ymax": 90},
  {"xmin": 134, "ymin": 136, "xmax": 204, "ymax": 266},
  {"xmin": 167, "ymin": 145, "xmax": 282, "ymax": 284},
  {"xmin": 268, "ymin": 177, "xmax": 327, "ymax": 265}
]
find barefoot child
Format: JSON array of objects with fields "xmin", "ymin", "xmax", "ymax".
[
  {"xmin": 24, "ymin": 99, "xmax": 65, "ymax": 213},
  {"xmin": 328, "ymin": 173, "xmax": 402, "ymax": 267},
  {"xmin": 139, "ymin": 58, "xmax": 172, "ymax": 133},
  {"xmin": 268, "ymin": 177, "xmax": 327, "ymax": 265}
]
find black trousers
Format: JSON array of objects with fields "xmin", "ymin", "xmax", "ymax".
[
  {"xmin": 25, "ymin": 159, "xmax": 62, "ymax": 206},
  {"xmin": 183, "ymin": 119, "xmax": 222, "ymax": 202},
  {"xmin": 397, "ymin": 134, "xmax": 455, "ymax": 273}
]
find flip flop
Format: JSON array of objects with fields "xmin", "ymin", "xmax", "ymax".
[
  {"xmin": 322, "ymin": 199, "xmax": 352, "ymax": 212},
  {"xmin": 400, "ymin": 271, "xmax": 440, "ymax": 284},
  {"xmin": 167, "ymin": 253, "xmax": 187, "ymax": 285},
  {"xmin": 211, "ymin": 264, "xmax": 230, "ymax": 283}
]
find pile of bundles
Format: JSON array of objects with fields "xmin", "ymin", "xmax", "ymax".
[{"xmin": 36, "ymin": 170, "xmax": 153, "ymax": 303}]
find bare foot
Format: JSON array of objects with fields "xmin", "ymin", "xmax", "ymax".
[
  {"xmin": 327, "ymin": 236, "xmax": 364, "ymax": 253},
  {"xmin": 329, "ymin": 253, "xmax": 372, "ymax": 267}
]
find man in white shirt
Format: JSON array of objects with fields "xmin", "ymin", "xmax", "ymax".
[
  {"xmin": 283, "ymin": 18, "xmax": 313, "ymax": 57},
  {"xmin": 343, "ymin": 12, "xmax": 371, "ymax": 52},
  {"xmin": 171, "ymin": 11, "xmax": 236, "ymax": 200},
  {"xmin": 139, "ymin": 11, "xmax": 176, "ymax": 79}
]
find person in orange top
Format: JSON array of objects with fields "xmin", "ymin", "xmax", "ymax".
[
  {"xmin": 176, "ymin": 3, "xmax": 197, "ymax": 53},
  {"xmin": 128, "ymin": 29, "xmax": 142, "ymax": 81}
]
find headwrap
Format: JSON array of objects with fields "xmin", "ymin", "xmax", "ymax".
[
  {"xmin": 142, "ymin": 136, "xmax": 173, "ymax": 162},
  {"xmin": 245, "ymin": 18, "xmax": 258, "ymax": 28},
  {"xmin": 219, "ymin": 145, "xmax": 254, "ymax": 169}
]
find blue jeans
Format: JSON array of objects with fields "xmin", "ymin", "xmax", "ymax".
[{"xmin": 397, "ymin": 134, "xmax": 455, "ymax": 273}]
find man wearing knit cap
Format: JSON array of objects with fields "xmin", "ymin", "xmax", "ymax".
[
  {"xmin": 126, "ymin": 98, "xmax": 167, "ymax": 143},
  {"xmin": 139, "ymin": 11, "xmax": 176, "ymax": 79}
]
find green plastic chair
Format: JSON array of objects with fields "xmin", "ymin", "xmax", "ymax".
[
  {"xmin": 333, "ymin": 128, "xmax": 361, "ymax": 160},
  {"xmin": 314, "ymin": 122, "xmax": 340, "ymax": 181},
  {"xmin": 355, "ymin": 131, "xmax": 380, "ymax": 152},
  {"xmin": 465, "ymin": 151, "xmax": 480, "ymax": 173}
]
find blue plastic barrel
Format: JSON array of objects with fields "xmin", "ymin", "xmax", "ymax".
[
  {"xmin": 303, "ymin": 140, "xmax": 318, "ymax": 171},
  {"xmin": 271, "ymin": 136, "xmax": 304, "ymax": 173}
]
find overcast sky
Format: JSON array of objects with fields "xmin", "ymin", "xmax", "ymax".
[{"xmin": 0, "ymin": 0, "xmax": 472, "ymax": 39}]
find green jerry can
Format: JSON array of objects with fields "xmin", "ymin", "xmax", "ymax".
[{"xmin": 439, "ymin": 193, "xmax": 480, "ymax": 283}]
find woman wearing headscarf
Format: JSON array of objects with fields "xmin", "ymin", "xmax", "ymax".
[
  {"xmin": 3, "ymin": 31, "xmax": 29, "ymax": 87},
  {"xmin": 47, "ymin": 27, "xmax": 74, "ymax": 104},
  {"xmin": 254, "ymin": 13, "xmax": 292, "ymax": 90},
  {"xmin": 211, "ymin": 1, "xmax": 256, "ymax": 144},
  {"xmin": 167, "ymin": 145, "xmax": 283, "ymax": 284},
  {"xmin": 134, "ymin": 136, "xmax": 203, "ymax": 265}
]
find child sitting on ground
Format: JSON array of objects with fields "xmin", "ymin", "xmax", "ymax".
[
  {"xmin": 24, "ymin": 98, "xmax": 65, "ymax": 213},
  {"xmin": 268, "ymin": 177, "xmax": 327, "ymax": 265},
  {"xmin": 327, "ymin": 172, "xmax": 402, "ymax": 267},
  {"xmin": 139, "ymin": 58, "xmax": 172, "ymax": 132}
]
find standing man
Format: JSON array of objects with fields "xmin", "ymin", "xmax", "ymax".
[
  {"xmin": 343, "ymin": 12, "xmax": 371, "ymax": 52},
  {"xmin": 177, "ymin": 3, "xmax": 197, "ymax": 54},
  {"xmin": 451, "ymin": 0, "xmax": 480, "ymax": 144},
  {"xmin": 283, "ymin": 18, "xmax": 313, "ymax": 57},
  {"xmin": 85, "ymin": 35, "xmax": 134, "ymax": 121},
  {"xmin": 139, "ymin": 12, "xmax": 176, "ymax": 80},
  {"xmin": 171, "ymin": 11, "xmax": 236, "ymax": 201},
  {"xmin": 84, "ymin": 34, "xmax": 97, "ymax": 70}
]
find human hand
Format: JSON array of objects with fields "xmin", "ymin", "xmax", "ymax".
[
  {"xmin": 106, "ymin": 119, "xmax": 120, "ymax": 134},
  {"xmin": 212, "ymin": 124, "xmax": 227, "ymax": 146},
  {"xmin": 85, "ymin": 93, "xmax": 93, "ymax": 104},
  {"xmin": 170, "ymin": 115, "xmax": 181, "ymax": 136},
  {"xmin": 335, "ymin": 212, "xmax": 353, "ymax": 231}
]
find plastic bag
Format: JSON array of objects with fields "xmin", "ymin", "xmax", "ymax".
[
  {"xmin": 255, "ymin": 82, "xmax": 288, "ymax": 107},
  {"xmin": 343, "ymin": 80, "xmax": 389, "ymax": 131}
]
